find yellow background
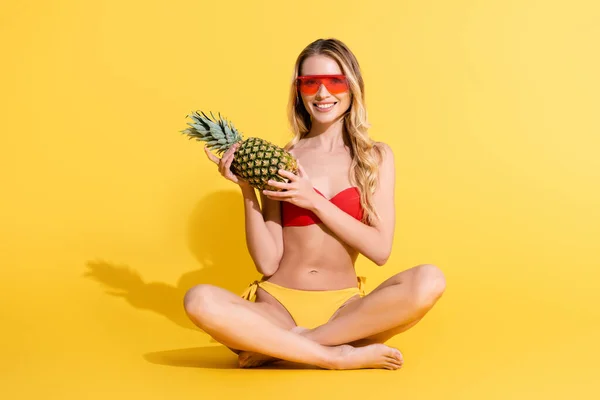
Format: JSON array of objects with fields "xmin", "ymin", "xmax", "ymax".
[{"xmin": 1, "ymin": 0, "xmax": 598, "ymax": 398}]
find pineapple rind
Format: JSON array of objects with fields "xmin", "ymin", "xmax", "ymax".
[{"xmin": 181, "ymin": 111, "xmax": 298, "ymax": 191}]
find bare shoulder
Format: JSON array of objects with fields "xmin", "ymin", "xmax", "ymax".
[
  {"xmin": 288, "ymin": 141, "xmax": 312, "ymax": 161},
  {"xmin": 373, "ymin": 141, "xmax": 395, "ymax": 167},
  {"xmin": 288, "ymin": 140, "xmax": 307, "ymax": 154},
  {"xmin": 287, "ymin": 142, "xmax": 300, "ymax": 158}
]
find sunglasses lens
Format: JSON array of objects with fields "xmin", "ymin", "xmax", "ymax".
[
  {"xmin": 298, "ymin": 76, "xmax": 348, "ymax": 95},
  {"xmin": 325, "ymin": 77, "xmax": 348, "ymax": 94},
  {"xmin": 298, "ymin": 78, "xmax": 319, "ymax": 94}
]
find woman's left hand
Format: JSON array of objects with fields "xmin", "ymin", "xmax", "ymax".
[{"xmin": 262, "ymin": 162, "xmax": 319, "ymax": 210}]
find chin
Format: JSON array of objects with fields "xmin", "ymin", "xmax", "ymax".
[{"xmin": 317, "ymin": 114, "xmax": 342, "ymax": 122}]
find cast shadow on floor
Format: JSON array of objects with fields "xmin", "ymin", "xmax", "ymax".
[
  {"xmin": 82, "ymin": 190, "xmax": 261, "ymax": 333},
  {"xmin": 144, "ymin": 345, "xmax": 317, "ymax": 370}
]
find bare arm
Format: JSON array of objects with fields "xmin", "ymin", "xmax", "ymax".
[
  {"xmin": 239, "ymin": 185, "xmax": 284, "ymax": 276},
  {"xmin": 263, "ymin": 142, "xmax": 396, "ymax": 266},
  {"xmin": 205, "ymin": 143, "xmax": 284, "ymax": 276},
  {"xmin": 309, "ymin": 143, "xmax": 396, "ymax": 266}
]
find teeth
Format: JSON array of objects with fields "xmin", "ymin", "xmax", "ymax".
[{"xmin": 315, "ymin": 103, "xmax": 335, "ymax": 109}]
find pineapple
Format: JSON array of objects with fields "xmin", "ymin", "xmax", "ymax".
[{"xmin": 180, "ymin": 111, "xmax": 298, "ymax": 191}]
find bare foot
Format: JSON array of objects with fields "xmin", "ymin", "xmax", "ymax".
[
  {"xmin": 238, "ymin": 326, "xmax": 310, "ymax": 368},
  {"xmin": 327, "ymin": 344, "xmax": 404, "ymax": 370},
  {"xmin": 238, "ymin": 351, "xmax": 277, "ymax": 368}
]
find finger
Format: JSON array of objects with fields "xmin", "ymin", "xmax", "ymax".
[
  {"xmin": 278, "ymin": 169, "xmax": 298, "ymax": 182},
  {"xmin": 204, "ymin": 147, "xmax": 220, "ymax": 164},
  {"xmin": 218, "ymin": 155, "xmax": 227, "ymax": 175},
  {"xmin": 224, "ymin": 149, "xmax": 236, "ymax": 169},
  {"xmin": 219, "ymin": 150, "xmax": 236, "ymax": 175},
  {"xmin": 266, "ymin": 179, "xmax": 292, "ymax": 190},
  {"xmin": 224, "ymin": 142, "xmax": 240, "ymax": 158},
  {"xmin": 262, "ymin": 189, "xmax": 292, "ymax": 198},
  {"xmin": 262, "ymin": 189, "xmax": 283, "ymax": 197},
  {"xmin": 224, "ymin": 165, "xmax": 239, "ymax": 182},
  {"xmin": 224, "ymin": 155, "xmax": 236, "ymax": 176},
  {"xmin": 226, "ymin": 143, "xmax": 241, "ymax": 162},
  {"xmin": 218, "ymin": 146, "xmax": 237, "ymax": 172}
]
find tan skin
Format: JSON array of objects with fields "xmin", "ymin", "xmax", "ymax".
[{"xmin": 184, "ymin": 54, "xmax": 446, "ymax": 370}]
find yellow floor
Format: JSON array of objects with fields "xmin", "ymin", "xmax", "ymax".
[
  {"xmin": 2, "ymin": 254, "xmax": 598, "ymax": 399},
  {"xmin": 2, "ymin": 1, "xmax": 600, "ymax": 398}
]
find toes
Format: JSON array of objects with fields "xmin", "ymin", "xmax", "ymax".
[
  {"xmin": 238, "ymin": 353, "xmax": 249, "ymax": 364},
  {"xmin": 240, "ymin": 358, "xmax": 261, "ymax": 368},
  {"xmin": 384, "ymin": 347, "xmax": 401, "ymax": 360},
  {"xmin": 392, "ymin": 349, "xmax": 404, "ymax": 362},
  {"xmin": 385, "ymin": 355, "xmax": 403, "ymax": 368},
  {"xmin": 384, "ymin": 362, "xmax": 400, "ymax": 370}
]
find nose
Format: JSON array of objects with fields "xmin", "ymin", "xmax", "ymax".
[{"xmin": 315, "ymin": 83, "xmax": 330, "ymax": 98}]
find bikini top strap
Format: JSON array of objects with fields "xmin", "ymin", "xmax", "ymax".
[{"xmin": 357, "ymin": 275, "xmax": 367, "ymax": 296}]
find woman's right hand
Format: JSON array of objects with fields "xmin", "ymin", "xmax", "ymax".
[{"xmin": 204, "ymin": 143, "xmax": 251, "ymax": 188}]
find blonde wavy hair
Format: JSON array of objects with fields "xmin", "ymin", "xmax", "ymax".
[{"xmin": 284, "ymin": 38, "xmax": 384, "ymax": 226}]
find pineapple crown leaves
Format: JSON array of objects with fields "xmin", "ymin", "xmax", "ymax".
[{"xmin": 180, "ymin": 110, "xmax": 244, "ymax": 155}]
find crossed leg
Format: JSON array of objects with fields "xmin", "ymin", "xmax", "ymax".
[
  {"xmin": 238, "ymin": 264, "xmax": 446, "ymax": 367},
  {"xmin": 184, "ymin": 282, "xmax": 404, "ymax": 370},
  {"xmin": 305, "ymin": 264, "xmax": 446, "ymax": 346}
]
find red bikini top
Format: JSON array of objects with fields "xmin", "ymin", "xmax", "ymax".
[{"xmin": 281, "ymin": 186, "xmax": 364, "ymax": 227}]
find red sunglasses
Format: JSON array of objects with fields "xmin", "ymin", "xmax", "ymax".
[{"xmin": 296, "ymin": 74, "xmax": 349, "ymax": 95}]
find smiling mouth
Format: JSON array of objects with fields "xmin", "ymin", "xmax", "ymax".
[{"xmin": 314, "ymin": 102, "xmax": 337, "ymax": 109}]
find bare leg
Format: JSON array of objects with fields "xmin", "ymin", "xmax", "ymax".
[
  {"xmin": 235, "ymin": 287, "xmax": 297, "ymax": 367},
  {"xmin": 184, "ymin": 284, "xmax": 404, "ymax": 370},
  {"xmin": 238, "ymin": 326, "xmax": 310, "ymax": 367},
  {"xmin": 301, "ymin": 264, "xmax": 447, "ymax": 346},
  {"xmin": 237, "ymin": 264, "xmax": 445, "ymax": 366},
  {"xmin": 347, "ymin": 317, "xmax": 424, "ymax": 347}
]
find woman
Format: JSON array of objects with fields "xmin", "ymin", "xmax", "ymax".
[{"xmin": 184, "ymin": 38, "xmax": 446, "ymax": 370}]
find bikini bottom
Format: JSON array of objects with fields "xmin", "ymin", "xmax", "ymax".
[{"xmin": 240, "ymin": 276, "xmax": 367, "ymax": 329}]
